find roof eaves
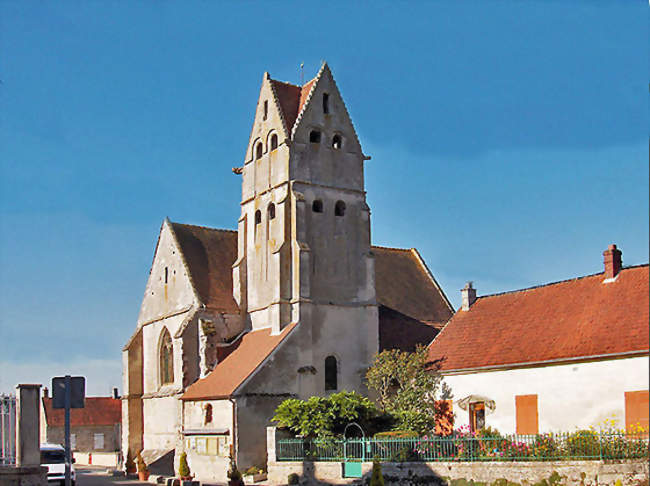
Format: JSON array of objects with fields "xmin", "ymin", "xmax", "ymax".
[
  {"xmin": 439, "ymin": 349, "xmax": 650, "ymax": 375},
  {"xmin": 409, "ymin": 248, "xmax": 455, "ymax": 314},
  {"xmin": 167, "ymin": 220, "xmax": 203, "ymax": 308},
  {"xmin": 268, "ymin": 78, "xmax": 292, "ymax": 138}
]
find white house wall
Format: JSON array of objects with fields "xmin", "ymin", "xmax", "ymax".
[{"xmin": 444, "ymin": 356, "xmax": 649, "ymax": 434}]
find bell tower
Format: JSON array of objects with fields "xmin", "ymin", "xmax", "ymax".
[{"xmin": 234, "ymin": 64, "xmax": 378, "ymax": 388}]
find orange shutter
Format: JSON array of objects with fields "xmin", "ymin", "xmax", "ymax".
[
  {"xmin": 625, "ymin": 390, "xmax": 649, "ymax": 433},
  {"xmin": 435, "ymin": 400, "xmax": 454, "ymax": 436},
  {"xmin": 515, "ymin": 394, "xmax": 538, "ymax": 435}
]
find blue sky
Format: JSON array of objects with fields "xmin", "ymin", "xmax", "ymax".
[{"xmin": 1, "ymin": 1, "xmax": 647, "ymax": 395}]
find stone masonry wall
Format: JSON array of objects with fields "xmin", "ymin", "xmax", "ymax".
[{"xmin": 268, "ymin": 459, "xmax": 649, "ymax": 486}]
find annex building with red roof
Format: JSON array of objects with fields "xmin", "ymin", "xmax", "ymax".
[
  {"xmin": 122, "ymin": 63, "xmax": 453, "ymax": 481},
  {"xmin": 40, "ymin": 389, "xmax": 122, "ymax": 465},
  {"xmin": 428, "ymin": 245, "xmax": 649, "ymax": 435}
]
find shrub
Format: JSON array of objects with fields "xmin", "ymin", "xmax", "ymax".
[
  {"xmin": 532, "ymin": 434, "xmax": 561, "ymax": 459},
  {"xmin": 374, "ymin": 430, "xmax": 418, "ymax": 439},
  {"xmin": 288, "ymin": 472, "xmax": 300, "ymax": 485},
  {"xmin": 564, "ymin": 430, "xmax": 600, "ymax": 458},
  {"xmin": 273, "ymin": 391, "xmax": 385, "ymax": 438},
  {"xmin": 178, "ymin": 452, "xmax": 190, "ymax": 479},
  {"xmin": 136, "ymin": 452, "xmax": 148, "ymax": 473},
  {"xmin": 369, "ymin": 458, "xmax": 384, "ymax": 486},
  {"xmin": 227, "ymin": 452, "xmax": 243, "ymax": 484}
]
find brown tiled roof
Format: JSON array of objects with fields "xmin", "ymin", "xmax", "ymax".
[
  {"xmin": 43, "ymin": 397, "xmax": 121, "ymax": 427},
  {"xmin": 270, "ymin": 77, "xmax": 316, "ymax": 134},
  {"xmin": 170, "ymin": 223, "xmax": 239, "ymax": 314},
  {"xmin": 378, "ymin": 306, "xmax": 439, "ymax": 352},
  {"xmin": 181, "ymin": 323, "xmax": 297, "ymax": 400},
  {"xmin": 373, "ymin": 246, "xmax": 454, "ymax": 325},
  {"xmin": 428, "ymin": 265, "xmax": 650, "ymax": 372}
]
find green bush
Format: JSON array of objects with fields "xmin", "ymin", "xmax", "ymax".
[
  {"xmin": 564, "ymin": 430, "xmax": 600, "ymax": 458},
  {"xmin": 369, "ymin": 458, "xmax": 384, "ymax": 486},
  {"xmin": 273, "ymin": 391, "xmax": 388, "ymax": 438},
  {"xmin": 177, "ymin": 452, "xmax": 190, "ymax": 478},
  {"xmin": 288, "ymin": 472, "xmax": 300, "ymax": 485},
  {"xmin": 374, "ymin": 430, "xmax": 418, "ymax": 439}
]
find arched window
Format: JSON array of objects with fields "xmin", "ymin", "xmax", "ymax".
[
  {"xmin": 335, "ymin": 201, "xmax": 346, "ymax": 217},
  {"xmin": 270, "ymin": 134, "xmax": 278, "ymax": 151},
  {"xmin": 204, "ymin": 404, "xmax": 213, "ymax": 425},
  {"xmin": 322, "ymin": 93, "xmax": 330, "ymax": 114},
  {"xmin": 159, "ymin": 328, "xmax": 174, "ymax": 386},
  {"xmin": 309, "ymin": 130, "xmax": 321, "ymax": 143},
  {"xmin": 325, "ymin": 356, "xmax": 337, "ymax": 391},
  {"xmin": 312, "ymin": 200, "xmax": 323, "ymax": 213},
  {"xmin": 268, "ymin": 203, "xmax": 275, "ymax": 220},
  {"xmin": 332, "ymin": 134, "xmax": 342, "ymax": 150},
  {"xmin": 255, "ymin": 142, "xmax": 263, "ymax": 160},
  {"xmin": 255, "ymin": 210, "xmax": 262, "ymax": 225}
]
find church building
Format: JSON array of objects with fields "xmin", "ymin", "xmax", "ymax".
[{"xmin": 122, "ymin": 63, "xmax": 453, "ymax": 481}]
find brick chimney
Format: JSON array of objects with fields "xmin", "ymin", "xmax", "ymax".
[
  {"xmin": 461, "ymin": 282, "xmax": 477, "ymax": 311},
  {"xmin": 43, "ymin": 387, "xmax": 48, "ymax": 398},
  {"xmin": 603, "ymin": 244, "xmax": 622, "ymax": 280}
]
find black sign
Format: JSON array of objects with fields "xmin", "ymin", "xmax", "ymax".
[{"xmin": 52, "ymin": 376, "xmax": 85, "ymax": 409}]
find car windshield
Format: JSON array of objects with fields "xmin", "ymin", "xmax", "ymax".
[{"xmin": 41, "ymin": 450, "xmax": 65, "ymax": 464}]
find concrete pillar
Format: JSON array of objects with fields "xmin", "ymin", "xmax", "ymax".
[{"xmin": 16, "ymin": 384, "xmax": 41, "ymax": 467}]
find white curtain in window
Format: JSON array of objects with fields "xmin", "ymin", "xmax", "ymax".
[{"xmin": 93, "ymin": 433, "xmax": 104, "ymax": 450}]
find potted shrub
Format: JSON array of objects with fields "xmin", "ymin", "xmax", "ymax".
[
  {"xmin": 227, "ymin": 452, "xmax": 245, "ymax": 486},
  {"xmin": 288, "ymin": 472, "xmax": 299, "ymax": 485},
  {"xmin": 136, "ymin": 452, "xmax": 150, "ymax": 481},
  {"xmin": 125, "ymin": 450, "xmax": 136, "ymax": 475},
  {"xmin": 243, "ymin": 465, "xmax": 267, "ymax": 483},
  {"xmin": 178, "ymin": 452, "xmax": 194, "ymax": 484},
  {"xmin": 369, "ymin": 458, "xmax": 384, "ymax": 486}
]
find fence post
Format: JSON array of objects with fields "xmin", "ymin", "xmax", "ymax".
[{"xmin": 598, "ymin": 432, "xmax": 602, "ymax": 460}]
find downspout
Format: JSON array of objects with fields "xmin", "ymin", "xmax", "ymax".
[{"xmin": 229, "ymin": 398, "xmax": 238, "ymax": 464}]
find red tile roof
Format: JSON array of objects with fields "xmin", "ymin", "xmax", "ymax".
[
  {"xmin": 181, "ymin": 323, "xmax": 297, "ymax": 400},
  {"xmin": 43, "ymin": 397, "xmax": 121, "ymax": 427},
  {"xmin": 270, "ymin": 77, "xmax": 316, "ymax": 134},
  {"xmin": 428, "ymin": 265, "xmax": 650, "ymax": 372},
  {"xmin": 170, "ymin": 223, "xmax": 239, "ymax": 314}
]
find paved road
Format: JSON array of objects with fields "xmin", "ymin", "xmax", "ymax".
[{"xmin": 75, "ymin": 466, "xmax": 150, "ymax": 486}]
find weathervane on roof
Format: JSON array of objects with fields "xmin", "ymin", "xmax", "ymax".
[{"xmin": 300, "ymin": 62, "xmax": 304, "ymax": 85}]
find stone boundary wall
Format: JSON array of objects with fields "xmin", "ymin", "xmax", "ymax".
[
  {"xmin": 0, "ymin": 465, "xmax": 47, "ymax": 486},
  {"xmin": 267, "ymin": 459, "xmax": 649, "ymax": 486}
]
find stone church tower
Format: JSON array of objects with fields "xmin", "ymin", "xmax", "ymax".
[
  {"xmin": 123, "ymin": 63, "xmax": 453, "ymax": 481},
  {"xmin": 232, "ymin": 63, "xmax": 378, "ymax": 395}
]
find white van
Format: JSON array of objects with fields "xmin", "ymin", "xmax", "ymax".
[{"xmin": 40, "ymin": 443, "xmax": 76, "ymax": 486}]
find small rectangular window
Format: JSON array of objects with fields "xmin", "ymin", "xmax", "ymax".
[
  {"xmin": 93, "ymin": 433, "xmax": 104, "ymax": 450},
  {"xmin": 515, "ymin": 394, "xmax": 539, "ymax": 435},
  {"xmin": 263, "ymin": 100, "xmax": 268, "ymax": 120},
  {"xmin": 469, "ymin": 402, "xmax": 485, "ymax": 433}
]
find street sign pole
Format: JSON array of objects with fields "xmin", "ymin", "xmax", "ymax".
[{"xmin": 64, "ymin": 375, "xmax": 71, "ymax": 486}]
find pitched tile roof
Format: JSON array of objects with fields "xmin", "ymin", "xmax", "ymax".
[
  {"xmin": 170, "ymin": 223, "xmax": 239, "ymax": 314},
  {"xmin": 428, "ymin": 265, "xmax": 649, "ymax": 372},
  {"xmin": 269, "ymin": 78, "xmax": 316, "ymax": 134},
  {"xmin": 378, "ymin": 306, "xmax": 439, "ymax": 352},
  {"xmin": 181, "ymin": 323, "xmax": 297, "ymax": 401},
  {"xmin": 373, "ymin": 246, "xmax": 454, "ymax": 326},
  {"xmin": 43, "ymin": 397, "xmax": 121, "ymax": 427}
]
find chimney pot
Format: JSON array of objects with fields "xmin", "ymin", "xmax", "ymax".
[
  {"xmin": 603, "ymin": 244, "xmax": 622, "ymax": 280},
  {"xmin": 461, "ymin": 281, "xmax": 477, "ymax": 311},
  {"xmin": 43, "ymin": 387, "xmax": 48, "ymax": 398},
  {"xmin": 112, "ymin": 387, "xmax": 119, "ymax": 399}
]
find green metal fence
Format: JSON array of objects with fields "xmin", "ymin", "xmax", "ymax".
[{"xmin": 276, "ymin": 432, "xmax": 650, "ymax": 462}]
